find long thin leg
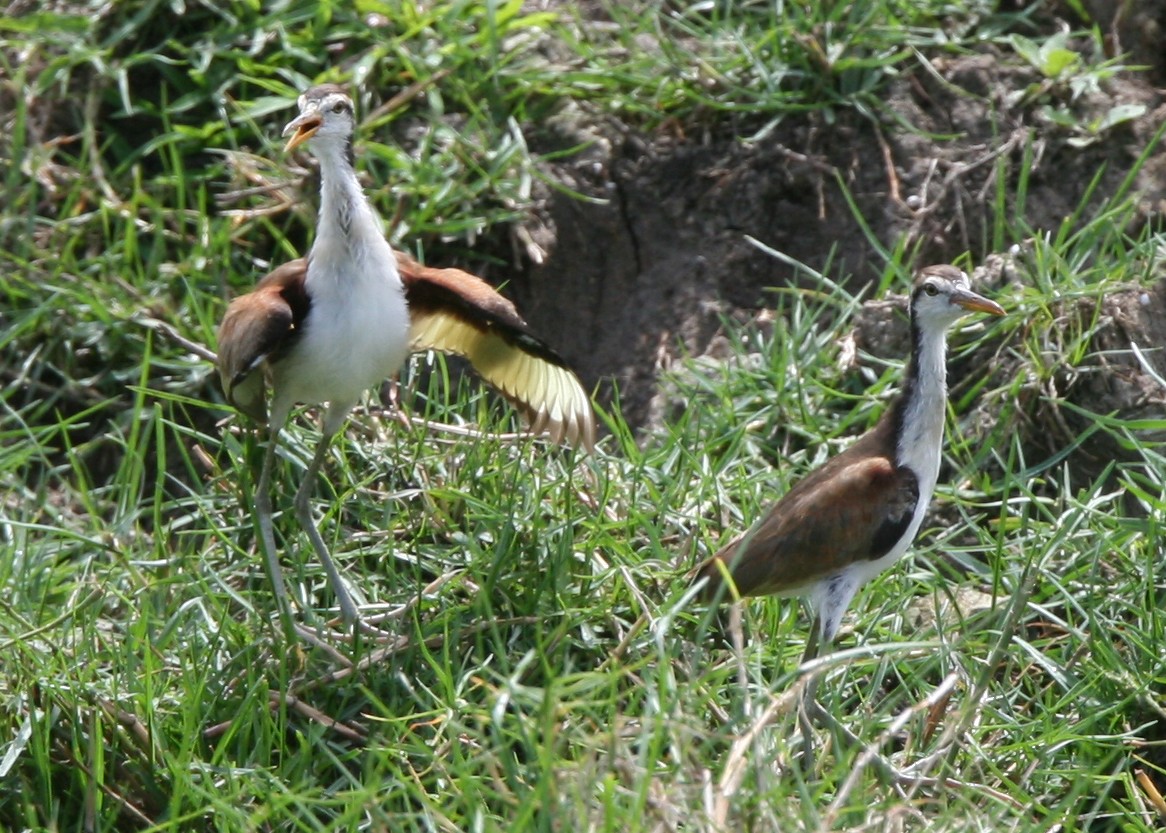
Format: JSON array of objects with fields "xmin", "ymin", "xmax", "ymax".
[
  {"xmin": 798, "ymin": 618, "xmax": 824, "ymax": 772},
  {"xmin": 798, "ymin": 614, "xmax": 866, "ymax": 772},
  {"xmin": 255, "ymin": 426, "xmax": 298, "ymax": 640},
  {"xmin": 292, "ymin": 431, "xmax": 364, "ymax": 626}
]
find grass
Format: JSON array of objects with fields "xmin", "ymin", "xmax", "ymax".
[{"xmin": 3, "ymin": 0, "xmax": 1166, "ymax": 830}]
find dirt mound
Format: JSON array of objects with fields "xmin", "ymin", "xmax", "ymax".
[{"xmin": 507, "ymin": 46, "xmax": 1166, "ymax": 432}]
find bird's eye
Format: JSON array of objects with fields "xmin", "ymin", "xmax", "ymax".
[
  {"xmin": 923, "ymin": 282, "xmax": 940, "ymax": 296},
  {"xmin": 332, "ymin": 102, "xmax": 346, "ymax": 114}
]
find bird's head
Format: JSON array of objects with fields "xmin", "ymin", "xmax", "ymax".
[
  {"xmin": 910, "ymin": 264, "xmax": 1005, "ymax": 330},
  {"xmin": 283, "ymin": 85, "xmax": 356, "ymax": 153}
]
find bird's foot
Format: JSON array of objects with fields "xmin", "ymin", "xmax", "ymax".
[
  {"xmin": 797, "ymin": 685, "xmax": 866, "ymax": 775},
  {"xmin": 286, "ymin": 595, "xmax": 418, "ymax": 649},
  {"xmin": 798, "ymin": 694, "xmax": 931, "ymax": 788},
  {"xmin": 288, "ymin": 616, "xmax": 402, "ymax": 658}
]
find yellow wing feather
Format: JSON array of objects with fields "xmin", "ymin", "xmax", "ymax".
[{"xmin": 408, "ymin": 308, "xmax": 596, "ymax": 450}]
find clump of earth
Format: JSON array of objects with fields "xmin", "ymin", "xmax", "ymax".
[{"xmin": 495, "ymin": 1, "xmax": 1166, "ymax": 462}]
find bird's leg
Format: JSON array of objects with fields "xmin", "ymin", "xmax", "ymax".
[
  {"xmin": 798, "ymin": 616, "xmax": 868, "ymax": 772},
  {"xmin": 292, "ymin": 429, "xmax": 366, "ymax": 627},
  {"xmin": 798, "ymin": 620, "xmax": 824, "ymax": 772},
  {"xmin": 254, "ymin": 425, "xmax": 298, "ymax": 640}
]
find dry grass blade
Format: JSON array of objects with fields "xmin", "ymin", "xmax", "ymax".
[
  {"xmin": 710, "ymin": 679, "xmax": 806, "ymax": 828},
  {"xmin": 1136, "ymin": 769, "xmax": 1166, "ymax": 822}
]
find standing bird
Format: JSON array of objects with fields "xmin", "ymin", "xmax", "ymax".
[
  {"xmin": 216, "ymin": 85, "xmax": 595, "ymax": 633},
  {"xmin": 692, "ymin": 266, "xmax": 1004, "ymax": 758}
]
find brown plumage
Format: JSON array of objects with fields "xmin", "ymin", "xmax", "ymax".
[
  {"xmin": 215, "ymin": 84, "xmax": 596, "ymax": 634},
  {"xmin": 690, "ymin": 264, "xmax": 1004, "ymax": 769},
  {"xmin": 696, "ymin": 418, "xmax": 920, "ymax": 600},
  {"xmin": 691, "ymin": 265, "xmax": 1005, "ymax": 649},
  {"xmin": 217, "ymin": 252, "xmax": 595, "ymax": 450}
]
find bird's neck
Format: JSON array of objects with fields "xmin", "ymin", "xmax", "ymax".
[
  {"xmin": 308, "ymin": 143, "xmax": 398, "ymax": 289},
  {"xmin": 891, "ymin": 316, "xmax": 950, "ymax": 492}
]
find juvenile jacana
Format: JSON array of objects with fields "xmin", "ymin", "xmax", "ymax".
[
  {"xmin": 692, "ymin": 265, "xmax": 1004, "ymax": 758},
  {"xmin": 217, "ymin": 85, "xmax": 595, "ymax": 632}
]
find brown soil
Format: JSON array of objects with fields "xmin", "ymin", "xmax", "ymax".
[{"xmin": 501, "ymin": 6, "xmax": 1166, "ymax": 438}]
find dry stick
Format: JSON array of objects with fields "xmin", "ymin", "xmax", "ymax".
[
  {"xmin": 269, "ymin": 690, "xmax": 368, "ymax": 743},
  {"xmin": 203, "ymin": 617, "xmax": 542, "ymax": 741},
  {"xmin": 0, "ymin": 588, "xmax": 103, "ymax": 652},
  {"xmin": 68, "ymin": 755, "xmax": 155, "ymax": 827},
  {"xmin": 871, "ymin": 560, "xmax": 1040, "ymax": 820},
  {"xmin": 377, "ymin": 405, "xmax": 545, "ymax": 445},
  {"xmin": 297, "ymin": 616, "xmax": 543, "ymax": 694},
  {"xmin": 904, "ymin": 559, "xmax": 1039, "ymax": 788},
  {"xmin": 290, "ymin": 571, "xmax": 472, "ymax": 649},
  {"xmin": 214, "ymin": 176, "xmax": 299, "ymax": 206},
  {"xmin": 871, "ymin": 119, "xmax": 901, "ymax": 205},
  {"xmin": 600, "ymin": 609, "xmax": 648, "ymax": 669},
  {"xmin": 293, "ymin": 625, "xmax": 356, "ymax": 666},
  {"xmin": 1135, "ymin": 768, "xmax": 1166, "ymax": 822},
  {"xmin": 219, "ymin": 202, "xmax": 299, "ymax": 222},
  {"xmin": 365, "ymin": 570, "xmax": 464, "ymax": 627},
  {"xmin": 770, "ymin": 143, "xmax": 839, "ymax": 177},
  {"xmin": 96, "ymin": 698, "xmax": 159, "ymax": 760},
  {"xmin": 600, "ymin": 563, "xmax": 661, "ymax": 669},
  {"xmin": 137, "ymin": 317, "xmax": 219, "ymax": 363},
  {"xmin": 364, "ymin": 69, "xmax": 454, "ymax": 124},
  {"xmin": 711, "ymin": 679, "xmax": 808, "ymax": 829},
  {"xmin": 905, "ymin": 130, "xmax": 1026, "ymax": 242}
]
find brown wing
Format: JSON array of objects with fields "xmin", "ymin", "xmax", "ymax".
[
  {"xmin": 694, "ymin": 433, "xmax": 920, "ymax": 599},
  {"xmin": 216, "ymin": 260, "xmax": 310, "ymax": 423},
  {"xmin": 399, "ymin": 252, "xmax": 596, "ymax": 450}
]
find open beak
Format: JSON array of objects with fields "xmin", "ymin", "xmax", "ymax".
[
  {"xmin": 953, "ymin": 289, "xmax": 1006, "ymax": 317},
  {"xmin": 282, "ymin": 111, "xmax": 322, "ymax": 152}
]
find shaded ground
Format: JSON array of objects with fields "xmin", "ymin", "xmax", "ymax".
[{"xmin": 503, "ymin": 9, "xmax": 1166, "ymax": 433}]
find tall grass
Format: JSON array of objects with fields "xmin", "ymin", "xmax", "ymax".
[{"xmin": 2, "ymin": 1, "xmax": 1165, "ymax": 831}]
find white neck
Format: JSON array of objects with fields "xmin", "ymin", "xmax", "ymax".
[
  {"xmin": 275, "ymin": 134, "xmax": 410, "ymax": 435},
  {"xmin": 308, "ymin": 141, "xmax": 399, "ymax": 290},
  {"xmin": 894, "ymin": 320, "xmax": 949, "ymax": 498}
]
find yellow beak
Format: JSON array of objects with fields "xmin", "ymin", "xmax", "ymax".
[
  {"xmin": 282, "ymin": 111, "xmax": 322, "ymax": 152},
  {"xmin": 953, "ymin": 289, "xmax": 1006, "ymax": 316}
]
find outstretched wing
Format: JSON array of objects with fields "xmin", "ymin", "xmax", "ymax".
[{"xmin": 400, "ymin": 252, "xmax": 595, "ymax": 450}]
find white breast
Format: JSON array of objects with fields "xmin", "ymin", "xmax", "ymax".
[{"xmin": 275, "ymin": 227, "xmax": 409, "ymax": 414}]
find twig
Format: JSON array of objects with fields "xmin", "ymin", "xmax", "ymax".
[
  {"xmin": 296, "ymin": 616, "xmax": 543, "ymax": 694},
  {"xmin": 136, "ymin": 316, "xmax": 219, "ymax": 363},
  {"xmin": 1136, "ymin": 768, "xmax": 1166, "ymax": 822},
  {"xmin": 374, "ymin": 406, "xmax": 549, "ymax": 445},
  {"xmin": 770, "ymin": 143, "xmax": 839, "ymax": 177},
  {"xmin": 218, "ymin": 203, "xmax": 298, "ymax": 222},
  {"xmin": 871, "ymin": 119, "xmax": 901, "ymax": 204},
  {"xmin": 214, "ymin": 179, "xmax": 299, "ymax": 206},
  {"xmin": 270, "ymin": 690, "xmax": 368, "ymax": 743},
  {"xmin": 905, "ymin": 129, "xmax": 1026, "ymax": 244},
  {"xmin": 365, "ymin": 69, "xmax": 454, "ymax": 124},
  {"xmin": 96, "ymin": 698, "xmax": 159, "ymax": 759}
]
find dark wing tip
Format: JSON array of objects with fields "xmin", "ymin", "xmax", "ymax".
[
  {"xmin": 402, "ymin": 256, "xmax": 597, "ymax": 451},
  {"xmin": 222, "ymin": 366, "xmax": 268, "ymax": 423}
]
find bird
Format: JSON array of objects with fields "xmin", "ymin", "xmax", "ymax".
[
  {"xmin": 691, "ymin": 265, "xmax": 1004, "ymax": 761},
  {"xmin": 216, "ymin": 84, "xmax": 596, "ymax": 635}
]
